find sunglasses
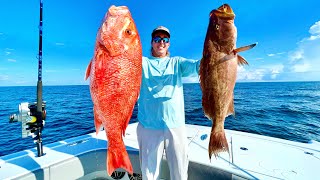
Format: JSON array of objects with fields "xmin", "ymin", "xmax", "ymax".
[{"xmin": 152, "ymin": 36, "xmax": 170, "ymax": 43}]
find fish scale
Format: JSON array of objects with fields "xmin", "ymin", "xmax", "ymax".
[
  {"xmin": 85, "ymin": 5, "xmax": 142, "ymax": 176},
  {"xmin": 200, "ymin": 3, "xmax": 255, "ymax": 159}
]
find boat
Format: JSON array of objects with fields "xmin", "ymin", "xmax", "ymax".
[{"xmin": 1, "ymin": 122, "xmax": 319, "ymax": 180}]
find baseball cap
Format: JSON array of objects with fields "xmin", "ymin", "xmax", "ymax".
[{"xmin": 151, "ymin": 26, "xmax": 170, "ymax": 38}]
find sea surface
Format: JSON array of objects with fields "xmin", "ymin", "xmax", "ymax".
[{"xmin": 0, "ymin": 82, "xmax": 319, "ymax": 157}]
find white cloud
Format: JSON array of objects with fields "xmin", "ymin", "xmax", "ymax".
[
  {"xmin": 4, "ymin": 48, "xmax": 14, "ymax": 55},
  {"xmin": 287, "ymin": 20, "xmax": 320, "ymax": 76},
  {"xmin": 267, "ymin": 52, "xmax": 286, "ymax": 57},
  {"xmin": 307, "ymin": 35, "xmax": 320, "ymax": 41},
  {"xmin": 276, "ymin": 52, "xmax": 286, "ymax": 55},
  {"xmin": 291, "ymin": 63, "xmax": 311, "ymax": 73},
  {"xmin": 309, "ymin": 21, "xmax": 320, "ymax": 34},
  {"xmin": 289, "ymin": 49, "xmax": 304, "ymax": 62},
  {"xmin": 45, "ymin": 69, "xmax": 58, "ymax": 73},
  {"xmin": 0, "ymin": 75, "xmax": 9, "ymax": 81},
  {"xmin": 8, "ymin": 59, "xmax": 16, "ymax": 62},
  {"xmin": 237, "ymin": 64, "xmax": 284, "ymax": 81},
  {"xmin": 270, "ymin": 65, "xmax": 284, "ymax": 79},
  {"xmin": 55, "ymin": 43, "xmax": 65, "ymax": 46},
  {"xmin": 15, "ymin": 80, "xmax": 29, "ymax": 84},
  {"xmin": 237, "ymin": 66, "xmax": 265, "ymax": 81}
]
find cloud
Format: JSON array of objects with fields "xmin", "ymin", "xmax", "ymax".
[
  {"xmin": 270, "ymin": 65, "xmax": 284, "ymax": 79},
  {"xmin": 45, "ymin": 69, "xmax": 58, "ymax": 73},
  {"xmin": 291, "ymin": 63, "xmax": 311, "ymax": 73},
  {"xmin": 289, "ymin": 49, "xmax": 304, "ymax": 62},
  {"xmin": 309, "ymin": 21, "xmax": 320, "ymax": 34},
  {"xmin": 0, "ymin": 75, "xmax": 9, "ymax": 81},
  {"xmin": 267, "ymin": 52, "xmax": 286, "ymax": 57},
  {"xmin": 4, "ymin": 48, "xmax": 14, "ymax": 55},
  {"xmin": 55, "ymin": 43, "xmax": 65, "ymax": 46},
  {"xmin": 240, "ymin": 20, "xmax": 320, "ymax": 82},
  {"xmin": 15, "ymin": 80, "xmax": 29, "ymax": 84},
  {"xmin": 7, "ymin": 59, "xmax": 16, "ymax": 62},
  {"xmin": 276, "ymin": 52, "xmax": 286, "ymax": 55},
  {"xmin": 287, "ymin": 20, "xmax": 320, "ymax": 74},
  {"xmin": 237, "ymin": 64, "xmax": 284, "ymax": 81},
  {"xmin": 237, "ymin": 66, "xmax": 265, "ymax": 81}
]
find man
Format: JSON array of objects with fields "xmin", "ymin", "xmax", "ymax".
[{"xmin": 137, "ymin": 26, "xmax": 200, "ymax": 180}]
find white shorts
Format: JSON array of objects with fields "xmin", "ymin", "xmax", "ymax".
[{"xmin": 136, "ymin": 123, "xmax": 189, "ymax": 180}]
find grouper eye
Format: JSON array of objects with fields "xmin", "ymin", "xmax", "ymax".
[{"xmin": 215, "ymin": 24, "xmax": 220, "ymax": 30}]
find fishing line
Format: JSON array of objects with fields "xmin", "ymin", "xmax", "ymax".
[
  {"xmin": 188, "ymin": 127, "xmax": 200, "ymax": 146},
  {"xmin": 188, "ymin": 127, "xmax": 259, "ymax": 179}
]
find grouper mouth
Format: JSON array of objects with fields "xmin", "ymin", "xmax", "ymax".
[{"xmin": 211, "ymin": 4, "xmax": 235, "ymax": 20}]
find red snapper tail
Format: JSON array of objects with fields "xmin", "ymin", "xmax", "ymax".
[{"xmin": 107, "ymin": 141, "xmax": 133, "ymax": 175}]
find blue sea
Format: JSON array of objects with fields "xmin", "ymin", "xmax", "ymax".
[{"xmin": 0, "ymin": 82, "xmax": 319, "ymax": 157}]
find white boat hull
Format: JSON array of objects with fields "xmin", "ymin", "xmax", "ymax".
[{"xmin": 0, "ymin": 122, "xmax": 319, "ymax": 179}]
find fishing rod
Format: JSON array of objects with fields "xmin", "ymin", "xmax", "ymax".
[
  {"xmin": 35, "ymin": 0, "xmax": 45, "ymax": 157},
  {"xmin": 9, "ymin": 0, "xmax": 46, "ymax": 157}
]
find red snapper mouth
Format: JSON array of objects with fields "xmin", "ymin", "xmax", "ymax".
[{"xmin": 108, "ymin": 5, "xmax": 129, "ymax": 16}]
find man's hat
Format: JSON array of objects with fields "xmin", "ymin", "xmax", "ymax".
[{"xmin": 151, "ymin": 26, "xmax": 170, "ymax": 38}]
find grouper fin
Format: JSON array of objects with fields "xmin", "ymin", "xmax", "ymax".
[
  {"xmin": 237, "ymin": 55, "xmax": 249, "ymax": 66},
  {"xmin": 233, "ymin": 43, "xmax": 257, "ymax": 53},
  {"xmin": 227, "ymin": 98, "xmax": 235, "ymax": 118},
  {"xmin": 208, "ymin": 129, "xmax": 229, "ymax": 160},
  {"xmin": 93, "ymin": 108, "xmax": 103, "ymax": 135},
  {"xmin": 107, "ymin": 138, "xmax": 133, "ymax": 175},
  {"xmin": 85, "ymin": 59, "xmax": 92, "ymax": 80}
]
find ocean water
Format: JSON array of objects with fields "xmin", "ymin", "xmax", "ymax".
[{"xmin": 0, "ymin": 82, "xmax": 319, "ymax": 157}]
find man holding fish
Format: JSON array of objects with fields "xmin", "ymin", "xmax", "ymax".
[
  {"xmin": 135, "ymin": 3, "xmax": 255, "ymax": 179},
  {"xmin": 136, "ymin": 25, "xmax": 201, "ymax": 180},
  {"xmin": 86, "ymin": 3, "xmax": 255, "ymax": 180}
]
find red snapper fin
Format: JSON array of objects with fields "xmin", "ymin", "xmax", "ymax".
[
  {"xmin": 121, "ymin": 116, "xmax": 131, "ymax": 136},
  {"xmin": 121, "ymin": 102, "xmax": 137, "ymax": 136},
  {"xmin": 107, "ymin": 140, "xmax": 133, "ymax": 175},
  {"xmin": 93, "ymin": 108, "xmax": 103, "ymax": 135},
  {"xmin": 85, "ymin": 59, "xmax": 92, "ymax": 80}
]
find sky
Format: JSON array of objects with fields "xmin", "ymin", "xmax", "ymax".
[{"xmin": 0, "ymin": 0, "xmax": 320, "ymax": 86}]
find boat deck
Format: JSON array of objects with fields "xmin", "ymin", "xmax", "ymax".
[{"xmin": 0, "ymin": 122, "xmax": 319, "ymax": 179}]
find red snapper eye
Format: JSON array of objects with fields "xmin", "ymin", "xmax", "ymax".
[{"xmin": 125, "ymin": 29, "xmax": 132, "ymax": 35}]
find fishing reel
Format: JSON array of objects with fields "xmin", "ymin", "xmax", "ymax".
[{"xmin": 9, "ymin": 102, "xmax": 46, "ymax": 141}]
